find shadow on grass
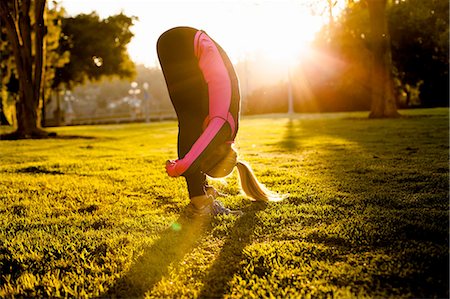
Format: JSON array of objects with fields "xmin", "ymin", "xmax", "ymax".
[
  {"xmin": 0, "ymin": 131, "xmax": 98, "ymax": 140},
  {"xmin": 16, "ymin": 165, "xmax": 65, "ymax": 175},
  {"xmin": 279, "ymin": 120, "xmax": 300, "ymax": 152},
  {"xmin": 105, "ymin": 214, "xmax": 211, "ymax": 298},
  {"xmin": 105, "ymin": 202, "xmax": 266, "ymax": 298},
  {"xmin": 198, "ymin": 202, "xmax": 267, "ymax": 297}
]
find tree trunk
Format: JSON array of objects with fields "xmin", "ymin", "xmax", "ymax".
[
  {"xmin": 367, "ymin": 0, "xmax": 400, "ymax": 118},
  {"xmin": 0, "ymin": 0, "xmax": 49, "ymax": 139},
  {"xmin": 0, "ymin": 97, "xmax": 10, "ymax": 126}
]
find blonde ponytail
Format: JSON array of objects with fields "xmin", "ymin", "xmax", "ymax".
[
  {"xmin": 202, "ymin": 144, "xmax": 284, "ymax": 202},
  {"xmin": 236, "ymin": 161, "xmax": 282, "ymax": 202}
]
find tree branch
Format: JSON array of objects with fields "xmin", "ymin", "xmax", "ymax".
[{"xmin": 0, "ymin": 0, "xmax": 25, "ymax": 77}]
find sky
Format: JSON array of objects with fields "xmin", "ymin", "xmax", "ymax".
[{"xmin": 59, "ymin": 0, "xmax": 337, "ymax": 67}]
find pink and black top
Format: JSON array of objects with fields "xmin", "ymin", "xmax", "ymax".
[{"xmin": 157, "ymin": 27, "xmax": 240, "ymax": 178}]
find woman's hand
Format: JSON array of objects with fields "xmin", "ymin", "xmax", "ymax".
[{"xmin": 165, "ymin": 159, "xmax": 180, "ymax": 177}]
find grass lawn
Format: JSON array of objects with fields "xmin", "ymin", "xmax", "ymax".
[{"xmin": 0, "ymin": 108, "xmax": 448, "ymax": 298}]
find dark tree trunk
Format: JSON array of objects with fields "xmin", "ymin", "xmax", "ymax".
[
  {"xmin": 367, "ymin": 0, "xmax": 400, "ymax": 118},
  {"xmin": 0, "ymin": 0, "xmax": 50, "ymax": 139}
]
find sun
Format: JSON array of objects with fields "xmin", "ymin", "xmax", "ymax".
[
  {"xmin": 60, "ymin": 0, "xmax": 330, "ymax": 68},
  {"xmin": 257, "ymin": 11, "xmax": 323, "ymax": 69},
  {"xmin": 261, "ymin": 28, "xmax": 314, "ymax": 69}
]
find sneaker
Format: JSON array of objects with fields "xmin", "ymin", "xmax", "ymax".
[{"xmin": 185, "ymin": 199, "xmax": 243, "ymax": 218}]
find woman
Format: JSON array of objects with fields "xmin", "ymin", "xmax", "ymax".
[{"xmin": 157, "ymin": 26, "xmax": 278, "ymax": 217}]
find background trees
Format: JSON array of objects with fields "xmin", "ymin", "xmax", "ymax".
[
  {"xmin": 242, "ymin": 0, "xmax": 448, "ymax": 115},
  {"xmin": 389, "ymin": 0, "xmax": 449, "ymax": 107},
  {"xmin": 0, "ymin": 1, "xmax": 135, "ymax": 138},
  {"xmin": 53, "ymin": 12, "xmax": 135, "ymax": 90},
  {"xmin": 50, "ymin": 12, "xmax": 135, "ymax": 126},
  {"xmin": 1, "ymin": 0, "xmax": 447, "ymax": 129}
]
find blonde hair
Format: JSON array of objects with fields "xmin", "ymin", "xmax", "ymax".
[
  {"xmin": 235, "ymin": 161, "xmax": 281, "ymax": 202},
  {"xmin": 202, "ymin": 144, "xmax": 281, "ymax": 202}
]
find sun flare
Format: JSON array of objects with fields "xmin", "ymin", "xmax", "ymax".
[{"xmin": 257, "ymin": 11, "xmax": 323, "ymax": 69}]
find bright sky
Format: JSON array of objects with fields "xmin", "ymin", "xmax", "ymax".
[{"xmin": 59, "ymin": 0, "xmax": 335, "ymax": 67}]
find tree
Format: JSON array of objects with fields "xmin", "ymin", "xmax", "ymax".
[
  {"xmin": 1, "ymin": 2, "xmax": 69, "ymax": 129},
  {"xmin": 367, "ymin": 0, "xmax": 399, "ymax": 118},
  {"xmin": 53, "ymin": 12, "xmax": 135, "ymax": 90},
  {"xmin": 0, "ymin": 4, "xmax": 135, "ymax": 136},
  {"xmin": 48, "ymin": 12, "xmax": 135, "ymax": 126},
  {"xmin": 388, "ymin": 0, "xmax": 449, "ymax": 107},
  {"xmin": 0, "ymin": 0, "xmax": 49, "ymax": 138}
]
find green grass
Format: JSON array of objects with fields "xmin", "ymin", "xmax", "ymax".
[{"xmin": 0, "ymin": 108, "xmax": 448, "ymax": 298}]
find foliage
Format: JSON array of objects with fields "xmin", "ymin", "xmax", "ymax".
[
  {"xmin": 388, "ymin": 0, "xmax": 449, "ymax": 107},
  {"xmin": 0, "ymin": 26, "xmax": 15, "ymax": 125},
  {"xmin": 0, "ymin": 108, "xmax": 448, "ymax": 297},
  {"xmin": 279, "ymin": 0, "xmax": 449, "ymax": 114},
  {"xmin": 53, "ymin": 12, "xmax": 136, "ymax": 89},
  {"xmin": 0, "ymin": 3, "xmax": 135, "ymax": 136},
  {"xmin": 308, "ymin": 0, "xmax": 372, "ymax": 113},
  {"xmin": 244, "ymin": 1, "xmax": 375, "ymax": 115},
  {"xmin": 42, "ymin": 3, "xmax": 70, "ymax": 100}
]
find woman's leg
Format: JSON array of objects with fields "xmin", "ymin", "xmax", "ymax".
[
  {"xmin": 184, "ymin": 171, "xmax": 211, "ymax": 208},
  {"xmin": 177, "ymin": 112, "xmax": 209, "ymax": 202}
]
